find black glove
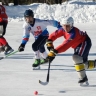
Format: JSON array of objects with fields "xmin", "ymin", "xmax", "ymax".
[
  {"xmin": 18, "ymin": 44, "xmax": 25, "ymax": 52},
  {"xmin": 47, "ymin": 49, "xmax": 58, "ymax": 63},
  {"xmin": 46, "ymin": 39, "xmax": 54, "ymax": 51}
]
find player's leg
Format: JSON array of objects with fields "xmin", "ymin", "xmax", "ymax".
[
  {"xmin": 32, "ymin": 35, "xmax": 48, "ymax": 67},
  {"xmin": 39, "ymin": 35, "xmax": 48, "ymax": 64},
  {"xmin": 32, "ymin": 50, "xmax": 41, "ymax": 67},
  {"xmin": 32, "ymin": 36, "xmax": 42, "ymax": 67},
  {"xmin": 39, "ymin": 45, "xmax": 48, "ymax": 64},
  {"xmin": 82, "ymin": 36, "xmax": 96, "ymax": 69},
  {"xmin": 0, "ymin": 37, "xmax": 14, "ymax": 54},
  {"xmin": 73, "ymin": 55, "xmax": 88, "ymax": 85},
  {"xmin": 73, "ymin": 37, "xmax": 91, "ymax": 85},
  {"xmin": 0, "ymin": 22, "xmax": 14, "ymax": 55}
]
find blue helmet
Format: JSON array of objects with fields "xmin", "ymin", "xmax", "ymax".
[{"xmin": 24, "ymin": 9, "xmax": 34, "ymax": 17}]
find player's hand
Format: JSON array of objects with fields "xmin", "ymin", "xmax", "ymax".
[
  {"xmin": 47, "ymin": 49, "xmax": 58, "ymax": 63},
  {"xmin": 18, "ymin": 44, "xmax": 25, "ymax": 52},
  {"xmin": 46, "ymin": 39, "xmax": 54, "ymax": 51}
]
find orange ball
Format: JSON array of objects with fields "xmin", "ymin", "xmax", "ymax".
[{"xmin": 34, "ymin": 91, "xmax": 38, "ymax": 95}]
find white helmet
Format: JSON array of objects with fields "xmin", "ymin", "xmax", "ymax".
[{"xmin": 61, "ymin": 17, "xmax": 74, "ymax": 27}]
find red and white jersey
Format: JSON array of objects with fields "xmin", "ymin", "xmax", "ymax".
[
  {"xmin": 0, "ymin": 5, "xmax": 8, "ymax": 22},
  {"xmin": 48, "ymin": 27, "xmax": 87, "ymax": 53}
]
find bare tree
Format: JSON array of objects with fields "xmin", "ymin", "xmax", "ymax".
[
  {"xmin": 14, "ymin": 0, "xmax": 19, "ymax": 5},
  {"xmin": 55, "ymin": 0, "xmax": 62, "ymax": 4},
  {"xmin": 2, "ymin": 0, "xmax": 9, "ymax": 5}
]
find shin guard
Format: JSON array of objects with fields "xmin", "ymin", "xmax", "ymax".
[
  {"xmin": 75, "ymin": 63, "xmax": 85, "ymax": 72},
  {"xmin": 85, "ymin": 60, "xmax": 96, "ymax": 69},
  {"xmin": 75, "ymin": 63, "xmax": 86, "ymax": 79}
]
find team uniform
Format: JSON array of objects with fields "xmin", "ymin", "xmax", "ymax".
[
  {"xmin": 0, "ymin": 5, "xmax": 14, "ymax": 55},
  {"xmin": 48, "ymin": 27, "xmax": 91, "ymax": 57},
  {"xmin": 20, "ymin": 18, "xmax": 61, "ymax": 68},
  {"xmin": 46, "ymin": 17, "xmax": 96, "ymax": 86}
]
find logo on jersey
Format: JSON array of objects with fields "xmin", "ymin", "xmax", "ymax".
[
  {"xmin": 28, "ymin": 27, "xmax": 31, "ymax": 32},
  {"xmin": 34, "ymin": 26, "xmax": 42, "ymax": 37}
]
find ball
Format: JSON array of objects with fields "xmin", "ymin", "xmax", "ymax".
[{"xmin": 34, "ymin": 91, "xmax": 38, "ymax": 95}]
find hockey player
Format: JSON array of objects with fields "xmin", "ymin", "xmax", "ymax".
[
  {"xmin": 18, "ymin": 9, "xmax": 61, "ymax": 68},
  {"xmin": 0, "ymin": 4, "xmax": 14, "ymax": 55},
  {"xmin": 46, "ymin": 17, "xmax": 96, "ymax": 85}
]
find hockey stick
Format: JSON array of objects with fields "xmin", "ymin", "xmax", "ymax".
[
  {"xmin": 0, "ymin": 50, "xmax": 19, "ymax": 60},
  {"xmin": 39, "ymin": 61, "xmax": 51, "ymax": 85}
]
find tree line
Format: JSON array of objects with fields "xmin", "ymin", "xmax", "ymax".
[
  {"xmin": 1, "ymin": 0, "xmax": 96, "ymax": 5},
  {"xmin": 0, "ymin": 0, "xmax": 69, "ymax": 5}
]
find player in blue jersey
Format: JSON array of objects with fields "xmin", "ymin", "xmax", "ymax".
[{"xmin": 18, "ymin": 9, "xmax": 61, "ymax": 69}]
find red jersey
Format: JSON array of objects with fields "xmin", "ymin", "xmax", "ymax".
[
  {"xmin": 0, "ymin": 5, "xmax": 8, "ymax": 23},
  {"xmin": 48, "ymin": 27, "xmax": 87, "ymax": 53}
]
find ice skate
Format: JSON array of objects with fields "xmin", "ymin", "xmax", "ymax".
[
  {"xmin": 4, "ymin": 44, "xmax": 14, "ymax": 55},
  {"xmin": 78, "ymin": 75, "xmax": 89, "ymax": 86},
  {"xmin": 4, "ymin": 49, "xmax": 14, "ymax": 55},
  {"xmin": 40, "ymin": 58, "xmax": 49, "ymax": 64},
  {"xmin": 33, "ymin": 65, "xmax": 40, "ymax": 70},
  {"xmin": 32, "ymin": 59, "xmax": 40, "ymax": 70},
  {"xmin": 4, "ymin": 48, "xmax": 14, "ymax": 55}
]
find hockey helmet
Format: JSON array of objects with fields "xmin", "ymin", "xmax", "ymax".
[
  {"xmin": 61, "ymin": 17, "xmax": 74, "ymax": 27},
  {"xmin": 24, "ymin": 9, "xmax": 34, "ymax": 18}
]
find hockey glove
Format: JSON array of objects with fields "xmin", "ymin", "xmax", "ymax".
[
  {"xmin": 18, "ymin": 44, "xmax": 25, "ymax": 52},
  {"xmin": 46, "ymin": 39, "xmax": 54, "ymax": 51},
  {"xmin": 47, "ymin": 49, "xmax": 58, "ymax": 63}
]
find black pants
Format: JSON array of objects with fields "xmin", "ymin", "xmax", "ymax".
[
  {"xmin": 74, "ymin": 35, "xmax": 92, "ymax": 62},
  {"xmin": 0, "ymin": 22, "xmax": 8, "ymax": 37},
  {"xmin": 32, "ymin": 35, "xmax": 48, "ymax": 53}
]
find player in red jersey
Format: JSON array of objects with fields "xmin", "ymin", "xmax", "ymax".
[
  {"xmin": 0, "ymin": 4, "xmax": 14, "ymax": 55},
  {"xmin": 46, "ymin": 17, "xmax": 96, "ymax": 85}
]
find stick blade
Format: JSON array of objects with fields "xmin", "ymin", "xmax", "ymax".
[{"xmin": 39, "ymin": 80, "xmax": 49, "ymax": 85}]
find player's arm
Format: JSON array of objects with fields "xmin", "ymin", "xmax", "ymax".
[
  {"xmin": 18, "ymin": 25, "xmax": 30, "ymax": 52},
  {"xmin": 53, "ymin": 20, "xmax": 62, "ymax": 28},
  {"xmin": 55, "ymin": 32, "xmax": 76, "ymax": 53},
  {"xmin": 47, "ymin": 31, "xmax": 75, "ymax": 62},
  {"xmin": 46, "ymin": 28, "xmax": 64, "ymax": 51}
]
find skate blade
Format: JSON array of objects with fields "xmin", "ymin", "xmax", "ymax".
[
  {"xmin": 4, "ymin": 49, "xmax": 14, "ymax": 55},
  {"xmin": 80, "ymin": 81, "xmax": 89, "ymax": 86},
  {"xmin": 33, "ymin": 65, "xmax": 40, "ymax": 70}
]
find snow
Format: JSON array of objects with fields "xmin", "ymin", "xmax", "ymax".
[
  {"xmin": 4, "ymin": 0, "xmax": 96, "ymax": 23},
  {"xmin": 0, "ymin": 0, "xmax": 96, "ymax": 96}
]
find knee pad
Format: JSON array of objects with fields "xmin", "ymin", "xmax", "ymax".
[
  {"xmin": 75, "ymin": 63, "xmax": 85, "ymax": 72},
  {"xmin": 72, "ymin": 55, "xmax": 83, "ymax": 63},
  {"xmin": 84, "ymin": 60, "xmax": 96, "ymax": 69},
  {"xmin": 75, "ymin": 63, "xmax": 86, "ymax": 79}
]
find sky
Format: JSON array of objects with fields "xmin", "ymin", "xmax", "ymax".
[{"xmin": 0, "ymin": 0, "xmax": 96, "ymax": 96}]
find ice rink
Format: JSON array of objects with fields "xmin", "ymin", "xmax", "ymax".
[{"xmin": 0, "ymin": 22, "xmax": 96, "ymax": 96}]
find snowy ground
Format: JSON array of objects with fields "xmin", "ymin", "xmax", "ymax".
[
  {"xmin": 4, "ymin": 0, "xmax": 96, "ymax": 23},
  {"xmin": 0, "ymin": 22, "xmax": 96, "ymax": 96}
]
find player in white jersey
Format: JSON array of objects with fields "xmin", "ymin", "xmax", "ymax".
[{"xmin": 18, "ymin": 9, "xmax": 61, "ymax": 68}]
